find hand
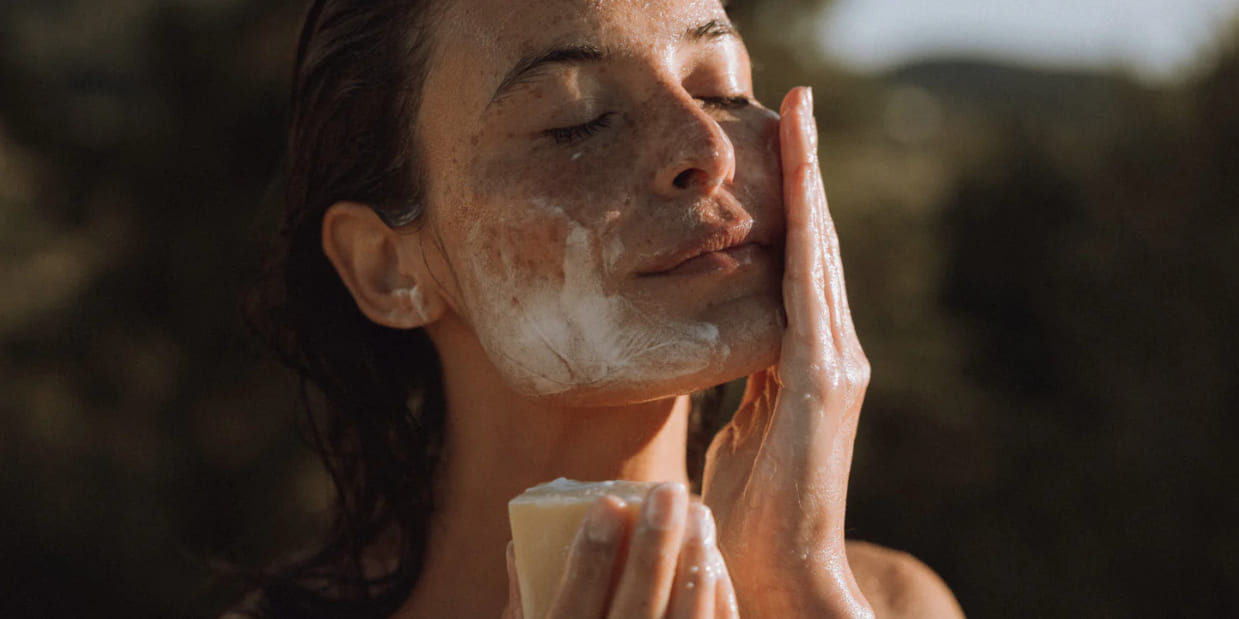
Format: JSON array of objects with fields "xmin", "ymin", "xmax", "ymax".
[
  {"xmin": 502, "ymin": 483, "xmax": 739, "ymax": 619},
  {"xmin": 701, "ymin": 87, "xmax": 873, "ymax": 617}
]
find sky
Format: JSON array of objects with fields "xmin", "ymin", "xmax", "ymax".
[{"xmin": 820, "ymin": 0, "xmax": 1239, "ymax": 79}]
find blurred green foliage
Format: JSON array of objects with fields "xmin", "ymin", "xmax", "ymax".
[{"xmin": 1, "ymin": 1, "xmax": 1235, "ymax": 617}]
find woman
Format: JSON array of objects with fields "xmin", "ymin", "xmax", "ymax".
[{"xmin": 244, "ymin": 0, "xmax": 965, "ymax": 616}]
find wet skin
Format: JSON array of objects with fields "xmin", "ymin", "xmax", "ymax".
[
  {"xmin": 415, "ymin": 0, "xmax": 785, "ymax": 404},
  {"xmin": 403, "ymin": 0, "xmax": 872, "ymax": 616},
  {"xmin": 319, "ymin": 0, "xmax": 962, "ymax": 616}
]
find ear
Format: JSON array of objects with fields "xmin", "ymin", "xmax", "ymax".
[{"xmin": 321, "ymin": 202, "xmax": 446, "ymax": 329}]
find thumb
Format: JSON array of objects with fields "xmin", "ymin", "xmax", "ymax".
[
  {"xmin": 502, "ymin": 540, "xmax": 524, "ymax": 619},
  {"xmin": 729, "ymin": 369, "xmax": 778, "ymax": 443}
]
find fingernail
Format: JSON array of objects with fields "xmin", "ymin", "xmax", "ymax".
[
  {"xmin": 584, "ymin": 497, "xmax": 623, "ymax": 544},
  {"xmin": 686, "ymin": 503, "xmax": 715, "ymax": 544},
  {"xmin": 644, "ymin": 482, "xmax": 686, "ymax": 530},
  {"xmin": 805, "ymin": 86, "xmax": 814, "ymax": 110}
]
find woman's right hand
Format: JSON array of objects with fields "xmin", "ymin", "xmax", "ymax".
[{"xmin": 503, "ymin": 482, "xmax": 739, "ymax": 619}]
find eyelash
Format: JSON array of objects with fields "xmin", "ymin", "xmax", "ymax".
[
  {"xmin": 547, "ymin": 112, "xmax": 615, "ymax": 145},
  {"xmin": 700, "ymin": 95, "xmax": 754, "ymax": 110},
  {"xmin": 544, "ymin": 96, "xmax": 753, "ymax": 146}
]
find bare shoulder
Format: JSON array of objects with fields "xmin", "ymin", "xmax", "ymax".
[
  {"xmin": 846, "ymin": 540, "xmax": 965, "ymax": 619},
  {"xmin": 217, "ymin": 588, "xmax": 265, "ymax": 619}
]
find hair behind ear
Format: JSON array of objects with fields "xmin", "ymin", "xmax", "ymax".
[{"xmin": 243, "ymin": 0, "xmax": 446, "ymax": 616}]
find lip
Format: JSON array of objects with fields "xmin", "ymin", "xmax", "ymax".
[
  {"xmin": 638, "ymin": 222, "xmax": 767, "ymax": 277},
  {"xmin": 657, "ymin": 243, "xmax": 764, "ymax": 276}
]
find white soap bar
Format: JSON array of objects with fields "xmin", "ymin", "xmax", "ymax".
[{"xmin": 508, "ymin": 478, "xmax": 654, "ymax": 619}]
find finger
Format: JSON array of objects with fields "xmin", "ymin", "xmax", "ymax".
[
  {"xmin": 779, "ymin": 87, "xmax": 867, "ymax": 390},
  {"xmin": 667, "ymin": 503, "xmax": 718, "ymax": 619},
  {"xmin": 798, "ymin": 101, "xmax": 868, "ymax": 398},
  {"xmin": 792, "ymin": 89, "xmax": 861, "ymax": 355},
  {"xmin": 819, "ymin": 186, "xmax": 859, "ymax": 359},
  {"xmin": 779, "ymin": 86, "xmax": 832, "ymax": 356},
  {"xmin": 548, "ymin": 495, "xmax": 628, "ymax": 618},
  {"xmin": 713, "ymin": 546, "xmax": 740, "ymax": 619},
  {"xmin": 607, "ymin": 483, "xmax": 689, "ymax": 619},
  {"xmin": 503, "ymin": 541, "xmax": 524, "ymax": 619}
]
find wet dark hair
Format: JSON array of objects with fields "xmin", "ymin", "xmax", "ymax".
[{"xmin": 243, "ymin": 1, "xmax": 727, "ymax": 617}]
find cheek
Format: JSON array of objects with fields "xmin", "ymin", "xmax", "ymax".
[
  {"xmin": 447, "ymin": 194, "xmax": 729, "ymax": 398},
  {"xmin": 472, "ymin": 216, "xmax": 566, "ymax": 284},
  {"xmin": 451, "ymin": 198, "xmax": 573, "ymax": 320},
  {"xmin": 467, "ymin": 144, "xmax": 645, "ymax": 267},
  {"xmin": 730, "ymin": 112, "xmax": 783, "ymax": 210}
]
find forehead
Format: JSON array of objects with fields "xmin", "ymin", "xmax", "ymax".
[
  {"xmin": 439, "ymin": 0, "xmax": 725, "ymax": 53},
  {"xmin": 424, "ymin": 0, "xmax": 729, "ymax": 109}
]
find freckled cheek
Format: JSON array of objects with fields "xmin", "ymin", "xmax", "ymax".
[
  {"xmin": 431, "ymin": 148, "xmax": 486, "ymax": 224},
  {"xmin": 479, "ymin": 150, "xmax": 641, "ymax": 227},
  {"xmin": 569, "ymin": 139, "xmax": 650, "ymax": 209},
  {"xmin": 453, "ymin": 172, "xmax": 570, "ymax": 267},
  {"xmin": 729, "ymin": 119, "xmax": 783, "ymax": 217},
  {"xmin": 456, "ymin": 216, "xmax": 568, "ymax": 296}
]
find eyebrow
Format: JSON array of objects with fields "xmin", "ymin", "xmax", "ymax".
[
  {"xmin": 487, "ymin": 18, "xmax": 739, "ymax": 108},
  {"xmin": 489, "ymin": 44, "xmax": 605, "ymax": 107}
]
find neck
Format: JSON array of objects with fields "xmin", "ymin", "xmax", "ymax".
[{"xmin": 395, "ymin": 320, "xmax": 692, "ymax": 618}]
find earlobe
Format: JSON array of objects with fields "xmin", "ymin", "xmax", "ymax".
[
  {"xmin": 389, "ymin": 283, "xmax": 444, "ymax": 329},
  {"xmin": 321, "ymin": 201, "xmax": 445, "ymax": 329}
]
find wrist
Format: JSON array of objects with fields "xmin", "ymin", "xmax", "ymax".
[{"xmin": 727, "ymin": 547, "xmax": 874, "ymax": 618}]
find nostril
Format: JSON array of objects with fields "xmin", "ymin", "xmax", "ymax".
[{"xmin": 672, "ymin": 169, "xmax": 694, "ymax": 189}]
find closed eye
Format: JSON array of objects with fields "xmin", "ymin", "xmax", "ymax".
[
  {"xmin": 543, "ymin": 96, "xmax": 749, "ymax": 146},
  {"xmin": 699, "ymin": 95, "xmax": 753, "ymax": 110},
  {"xmin": 546, "ymin": 112, "xmax": 616, "ymax": 145}
]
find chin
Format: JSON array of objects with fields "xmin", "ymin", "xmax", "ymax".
[{"xmin": 501, "ymin": 298, "xmax": 784, "ymax": 408}]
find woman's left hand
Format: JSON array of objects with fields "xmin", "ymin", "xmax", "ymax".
[{"xmin": 701, "ymin": 86, "xmax": 874, "ymax": 618}]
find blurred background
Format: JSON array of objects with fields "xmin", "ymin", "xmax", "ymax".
[{"xmin": 1, "ymin": 0, "xmax": 1236, "ymax": 616}]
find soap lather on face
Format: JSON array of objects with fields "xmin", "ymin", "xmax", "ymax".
[
  {"xmin": 417, "ymin": 0, "xmax": 786, "ymax": 403},
  {"xmin": 463, "ymin": 198, "xmax": 727, "ymax": 396}
]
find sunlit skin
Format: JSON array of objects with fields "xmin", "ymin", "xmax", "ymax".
[
  {"xmin": 320, "ymin": 0, "xmax": 965, "ymax": 617},
  {"xmin": 418, "ymin": 0, "xmax": 784, "ymax": 403}
]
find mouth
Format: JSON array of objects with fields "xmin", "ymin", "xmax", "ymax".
[
  {"xmin": 638, "ymin": 222, "xmax": 768, "ymax": 278},
  {"xmin": 653, "ymin": 243, "xmax": 764, "ymax": 277}
]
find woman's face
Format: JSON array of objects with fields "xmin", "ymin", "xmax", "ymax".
[{"xmin": 417, "ymin": 0, "xmax": 784, "ymax": 403}]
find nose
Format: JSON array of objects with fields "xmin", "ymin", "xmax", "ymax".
[{"xmin": 651, "ymin": 95, "xmax": 737, "ymax": 197}]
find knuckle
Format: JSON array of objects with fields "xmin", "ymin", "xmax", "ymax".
[
  {"xmin": 792, "ymin": 161, "xmax": 815, "ymax": 186},
  {"xmin": 847, "ymin": 355, "xmax": 871, "ymax": 384},
  {"xmin": 575, "ymin": 531, "xmax": 616, "ymax": 557},
  {"xmin": 813, "ymin": 359, "xmax": 845, "ymax": 390},
  {"xmin": 854, "ymin": 360, "xmax": 872, "ymax": 386}
]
